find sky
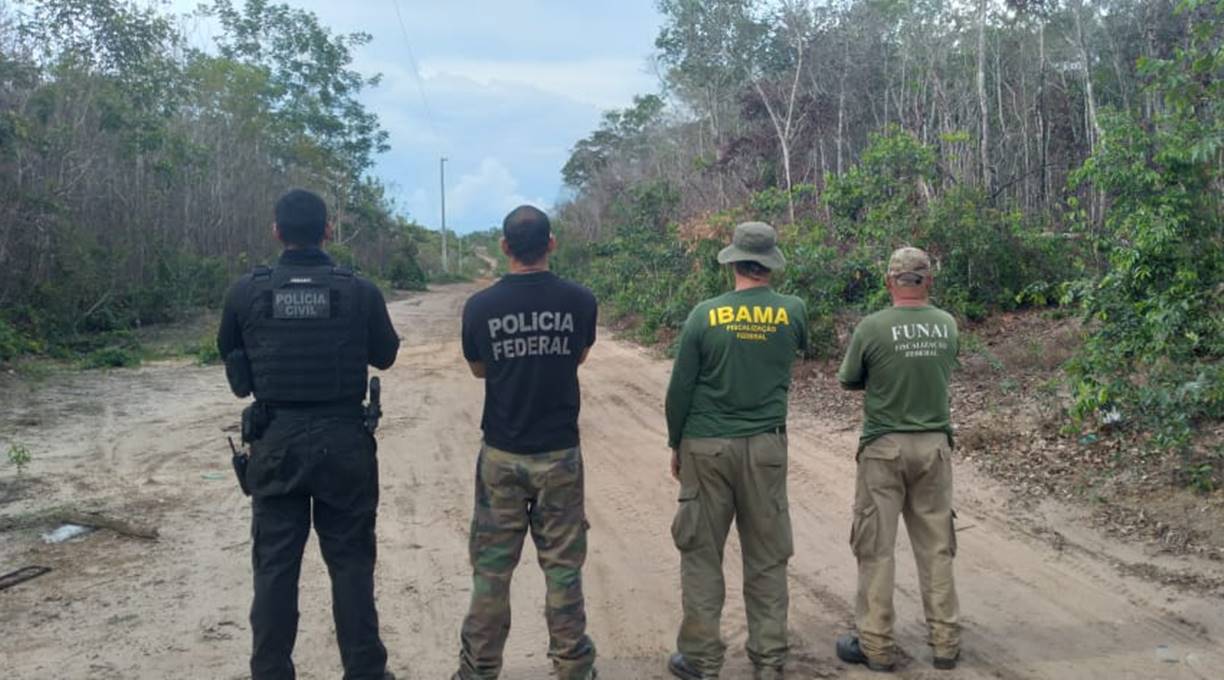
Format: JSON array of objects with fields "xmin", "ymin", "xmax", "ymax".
[{"xmin": 166, "ymin": 0, "xmax": 665, "ymax": 234}]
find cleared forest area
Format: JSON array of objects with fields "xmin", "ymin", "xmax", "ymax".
[{"xmin": 550, "ymin": 0, "xmax": 1223, "ymax": 497}]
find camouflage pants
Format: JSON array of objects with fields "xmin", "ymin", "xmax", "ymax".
[
  {"xmin": 852, "ymin": 432, "xmax": 960, "ymax": 666},
  {"xmin": 456, "ymin": 444, "xmax": 595, "ymax": 680}
]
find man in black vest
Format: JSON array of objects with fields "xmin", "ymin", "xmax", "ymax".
[{"xmin": 217, "ymin": 188, "xmax": 400, "ymax": 680}]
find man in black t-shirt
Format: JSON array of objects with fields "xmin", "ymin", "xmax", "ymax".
[{"xmin": 453, "ymin": 205, "xmax": 598, "ymax": 680}]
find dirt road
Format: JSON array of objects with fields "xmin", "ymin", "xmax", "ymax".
[{"xmin": 2, "ymin": 281, "xmax": 1223, "ymax": 679}]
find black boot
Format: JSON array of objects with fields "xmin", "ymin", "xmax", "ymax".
[
  {"xmin": 667, "ymin": 652, "xmax": 708, "ymax": 680},
  {"xmin": 933, "ymin": 649, "xmax": 960, "ymax": 670},
  {"xmin": 835, "ymin": 634, "xmax": 895, "ymax": 672}
]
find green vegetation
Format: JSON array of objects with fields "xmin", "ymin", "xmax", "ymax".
[
  {"xmin": 80, "ymin": 346, "xmax": 142, "ymax": 370},
  {"xmin": 556, "ymin": 129, "xmax": 1070, "ymax": 356},
  {"xmin": 0, "ymin": 0, "xmax": 432, "ymax": 363},
  {"xmin": 7, "ymin": 443, "xmax": 32, "ymax": 476},
  {"xmin": 1064, "ymin": 1, "xmax": 1223, "ymax": 487},
  {"xmin": 556, "ymin": 0, "xmax": 1223, "ymax": 484}
]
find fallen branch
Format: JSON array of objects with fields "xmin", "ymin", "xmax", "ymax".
[{"xmin": 55, "ymin": 510, "xmax": 159, "ymax": 541}]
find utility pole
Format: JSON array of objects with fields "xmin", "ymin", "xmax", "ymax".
[{"xmin": 440, "ymin": 156, "xmax": 449, "ymax": 273}]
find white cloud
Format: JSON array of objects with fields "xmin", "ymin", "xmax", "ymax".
[
  {"xmin": 447, "ymin": 158, "xmax": 546, "ymax": 227},
  {"xmin": 157, "ymin": 0, "xmax": 664, "ymax": 233},
  {"xmin": 420, "ymin": 58, "xmax": 656, "ymax": 111}
]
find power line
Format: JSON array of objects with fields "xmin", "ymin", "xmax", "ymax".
[{"xmin": 388, "ymin": 0, "xmax": 442, "ymax": 142}]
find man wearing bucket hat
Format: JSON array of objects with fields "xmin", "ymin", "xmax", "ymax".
[
  {"xmin": 664, "ymin": 222, "xmax": 808, "ymax": 680},
  {"xmin": 834, "ymin": 246, "xmax": 961, "ymax": 672}
]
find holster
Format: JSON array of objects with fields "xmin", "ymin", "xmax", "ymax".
[
  {"xmin": 232, "ymin": 451, "xmax": 251, "ymax": 496},
  {"xmin": 241, "ymin": 402, "xmax": 270, "ymax": 444},
  {"xmin": 363, "ymin": 377, "xmax": 382, "ymax": 434},
  {"xmin": 227, "ymin": 436, "xmax": 251, "ymax": 497}
]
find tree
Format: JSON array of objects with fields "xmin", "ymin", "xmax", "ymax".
[
  {"xmin": 0, "ymin": 0, "xmax": 420, "ymax": 355},
  {"xmin": 1067, "ymin": 0, "xmax": 1222, "ymax": 455}
]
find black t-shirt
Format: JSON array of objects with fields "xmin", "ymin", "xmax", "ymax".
[{"xmin": 462, "ymin": 271, "xmax": 597, "ymax": 454}]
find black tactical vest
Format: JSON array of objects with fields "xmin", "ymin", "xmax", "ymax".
[{"xmin": 241, "ymin": 264, "xmax": 369, "ymax": 403}]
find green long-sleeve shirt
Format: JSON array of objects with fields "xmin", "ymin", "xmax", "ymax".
[{"xmin": 665, "ymin": 287, "xmax": 808, "ymax": 448}]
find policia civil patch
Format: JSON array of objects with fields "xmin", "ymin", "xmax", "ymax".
[{"xmin": 273, "ymin": 287, "xmax": 331, "ymax": 319}]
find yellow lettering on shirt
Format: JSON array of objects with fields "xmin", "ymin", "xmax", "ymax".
[{"xmin": 709, "ymin": 305, "xmax": 791, "ymax": 328}]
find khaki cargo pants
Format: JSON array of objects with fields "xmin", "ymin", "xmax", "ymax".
[
  {"xmin": 851, "ymin": 432, "xmax": 960, "ymax": 665},
  {"xmin": 672, "ymin": 431, "xmax": 793, "ymax": 677},
  {"xmin": 456, "ymin": 444, "xmax": 596, "ymax": 680}
]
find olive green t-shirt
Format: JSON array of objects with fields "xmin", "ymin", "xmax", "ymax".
[
  {"xmin": 665, "ymin": 287, "xmax": 808, "ymax": 448},
  {"xmin": 838, "ymin": 305, "xmax": 958, "ymax": 447}
]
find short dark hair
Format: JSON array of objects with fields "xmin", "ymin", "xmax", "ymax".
[
  {"xmin": 733, "ymin": 260, "xmax": 771, "ymax": 278},
  {"xmin": 275, "ymin": 189, "xmax": 328, "ymax": 246},
  {"xmin": 502, "ymin": 205, "xmax": 551, "ymax": 264}
]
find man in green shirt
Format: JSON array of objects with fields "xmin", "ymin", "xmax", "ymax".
[
  {"xmin": 834, "ymin": 247, "xmax": 961, "ymax": 672},
  {"xmin": 664, "ymin": 222, "xmax": 808, "ymax": 680}
]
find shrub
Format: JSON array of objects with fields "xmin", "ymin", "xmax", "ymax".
[
  {"xmin": 7, "ymin": 443, "xmax": 32, "ymax": 475},
  {"xmin": 192, "ymin": 338, "xmax": 222, "ymax": 365},
  {"xmin": 1065, "ymin": 0, "xmax": 1223, "ymax": 474},
  {"xmin": 81, "ymin": 346, "xmax": 142, "ymax": 369},
  {"xmin": 823, "ymin": 128, "xmax": 1076, "ymax": 320},
  {"xmin": 389, "ymin": 253, "xmax": 428, "ymax": 290},
  {"xmin": 0, "ymin": 318, "xmax": 40, "ymax": 362}
]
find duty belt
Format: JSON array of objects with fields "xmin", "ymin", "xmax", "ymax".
[{"xmin": 264, "ymin": 401, "xmax": 364, "ymax": 419}]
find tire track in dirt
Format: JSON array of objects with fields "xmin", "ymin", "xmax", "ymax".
[{"xmin": 2, "ymin": 281, "xmax": 1223, "ymax": 679}]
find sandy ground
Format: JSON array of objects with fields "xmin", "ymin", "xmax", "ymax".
[{"xmin": 2, "ymin": 281, "xmax": 1223, "ymax": 680}]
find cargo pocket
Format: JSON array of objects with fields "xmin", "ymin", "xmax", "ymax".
[
  {"xmin": 671, "ymin": 488, "xmax": 703, "ymax": 552},
  {"xmin": 246, "ymin": 442, "xmax": 285, "ymax": 494},
  {"xmin": 540, "ymin": 448, "xmax": 584, "ymax": 514},
  {"xmin": 751, "ymin": 433, "xmax": 789, "ymax": 517},
  {"xmin": 850, "ymin": 503, "xmax": 880, "ymax": 559}
]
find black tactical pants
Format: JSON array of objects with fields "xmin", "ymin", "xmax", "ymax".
[{"xmin": 246, "ymin": 411, "xmax": 388, "ymax": 680}]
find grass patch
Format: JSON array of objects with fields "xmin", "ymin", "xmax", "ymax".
[
  {"xmin": 10, "ymin": 358, "xmax": 60, "ymax": 383},
  {"xmin": 80, "ymin": 346, "xmax": 142, "ymax": 369}
]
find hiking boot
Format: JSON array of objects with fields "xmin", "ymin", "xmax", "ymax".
[
  {"xmin": 933, "ymin": 649, "xmax": 960, "ymax": 670},
  {"xmin": 668, "ymin": 652, "xmax": 709, "ymax": 680},
  {"xmin": 752, "ymin": 664, "xmax": 784, "ymax": 680},
  {"xmin": 835, "ymin": 634, "xmax": 895, "ymax": 672}
]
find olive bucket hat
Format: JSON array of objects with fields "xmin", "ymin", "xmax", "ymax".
[{"xmin": 716, "ymin": 221, "xmax": 786, "ymax": 271}]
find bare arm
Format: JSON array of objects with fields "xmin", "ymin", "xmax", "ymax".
[{"xmin": 468, "ymin": 361, "xmax": 486, "ymax": 378}]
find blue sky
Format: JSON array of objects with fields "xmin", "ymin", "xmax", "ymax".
[{"xmin": 168, "ymin": 0, "xmax": 664, "ymax": 233}]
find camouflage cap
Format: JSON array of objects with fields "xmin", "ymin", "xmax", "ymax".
[
  {"xmin": 716, "ymin": 221, "xmax": 786, "ymax": 271},
  {"xmin": 887, "ymin": 246, "xmax": 931, "ymax": 281}
]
